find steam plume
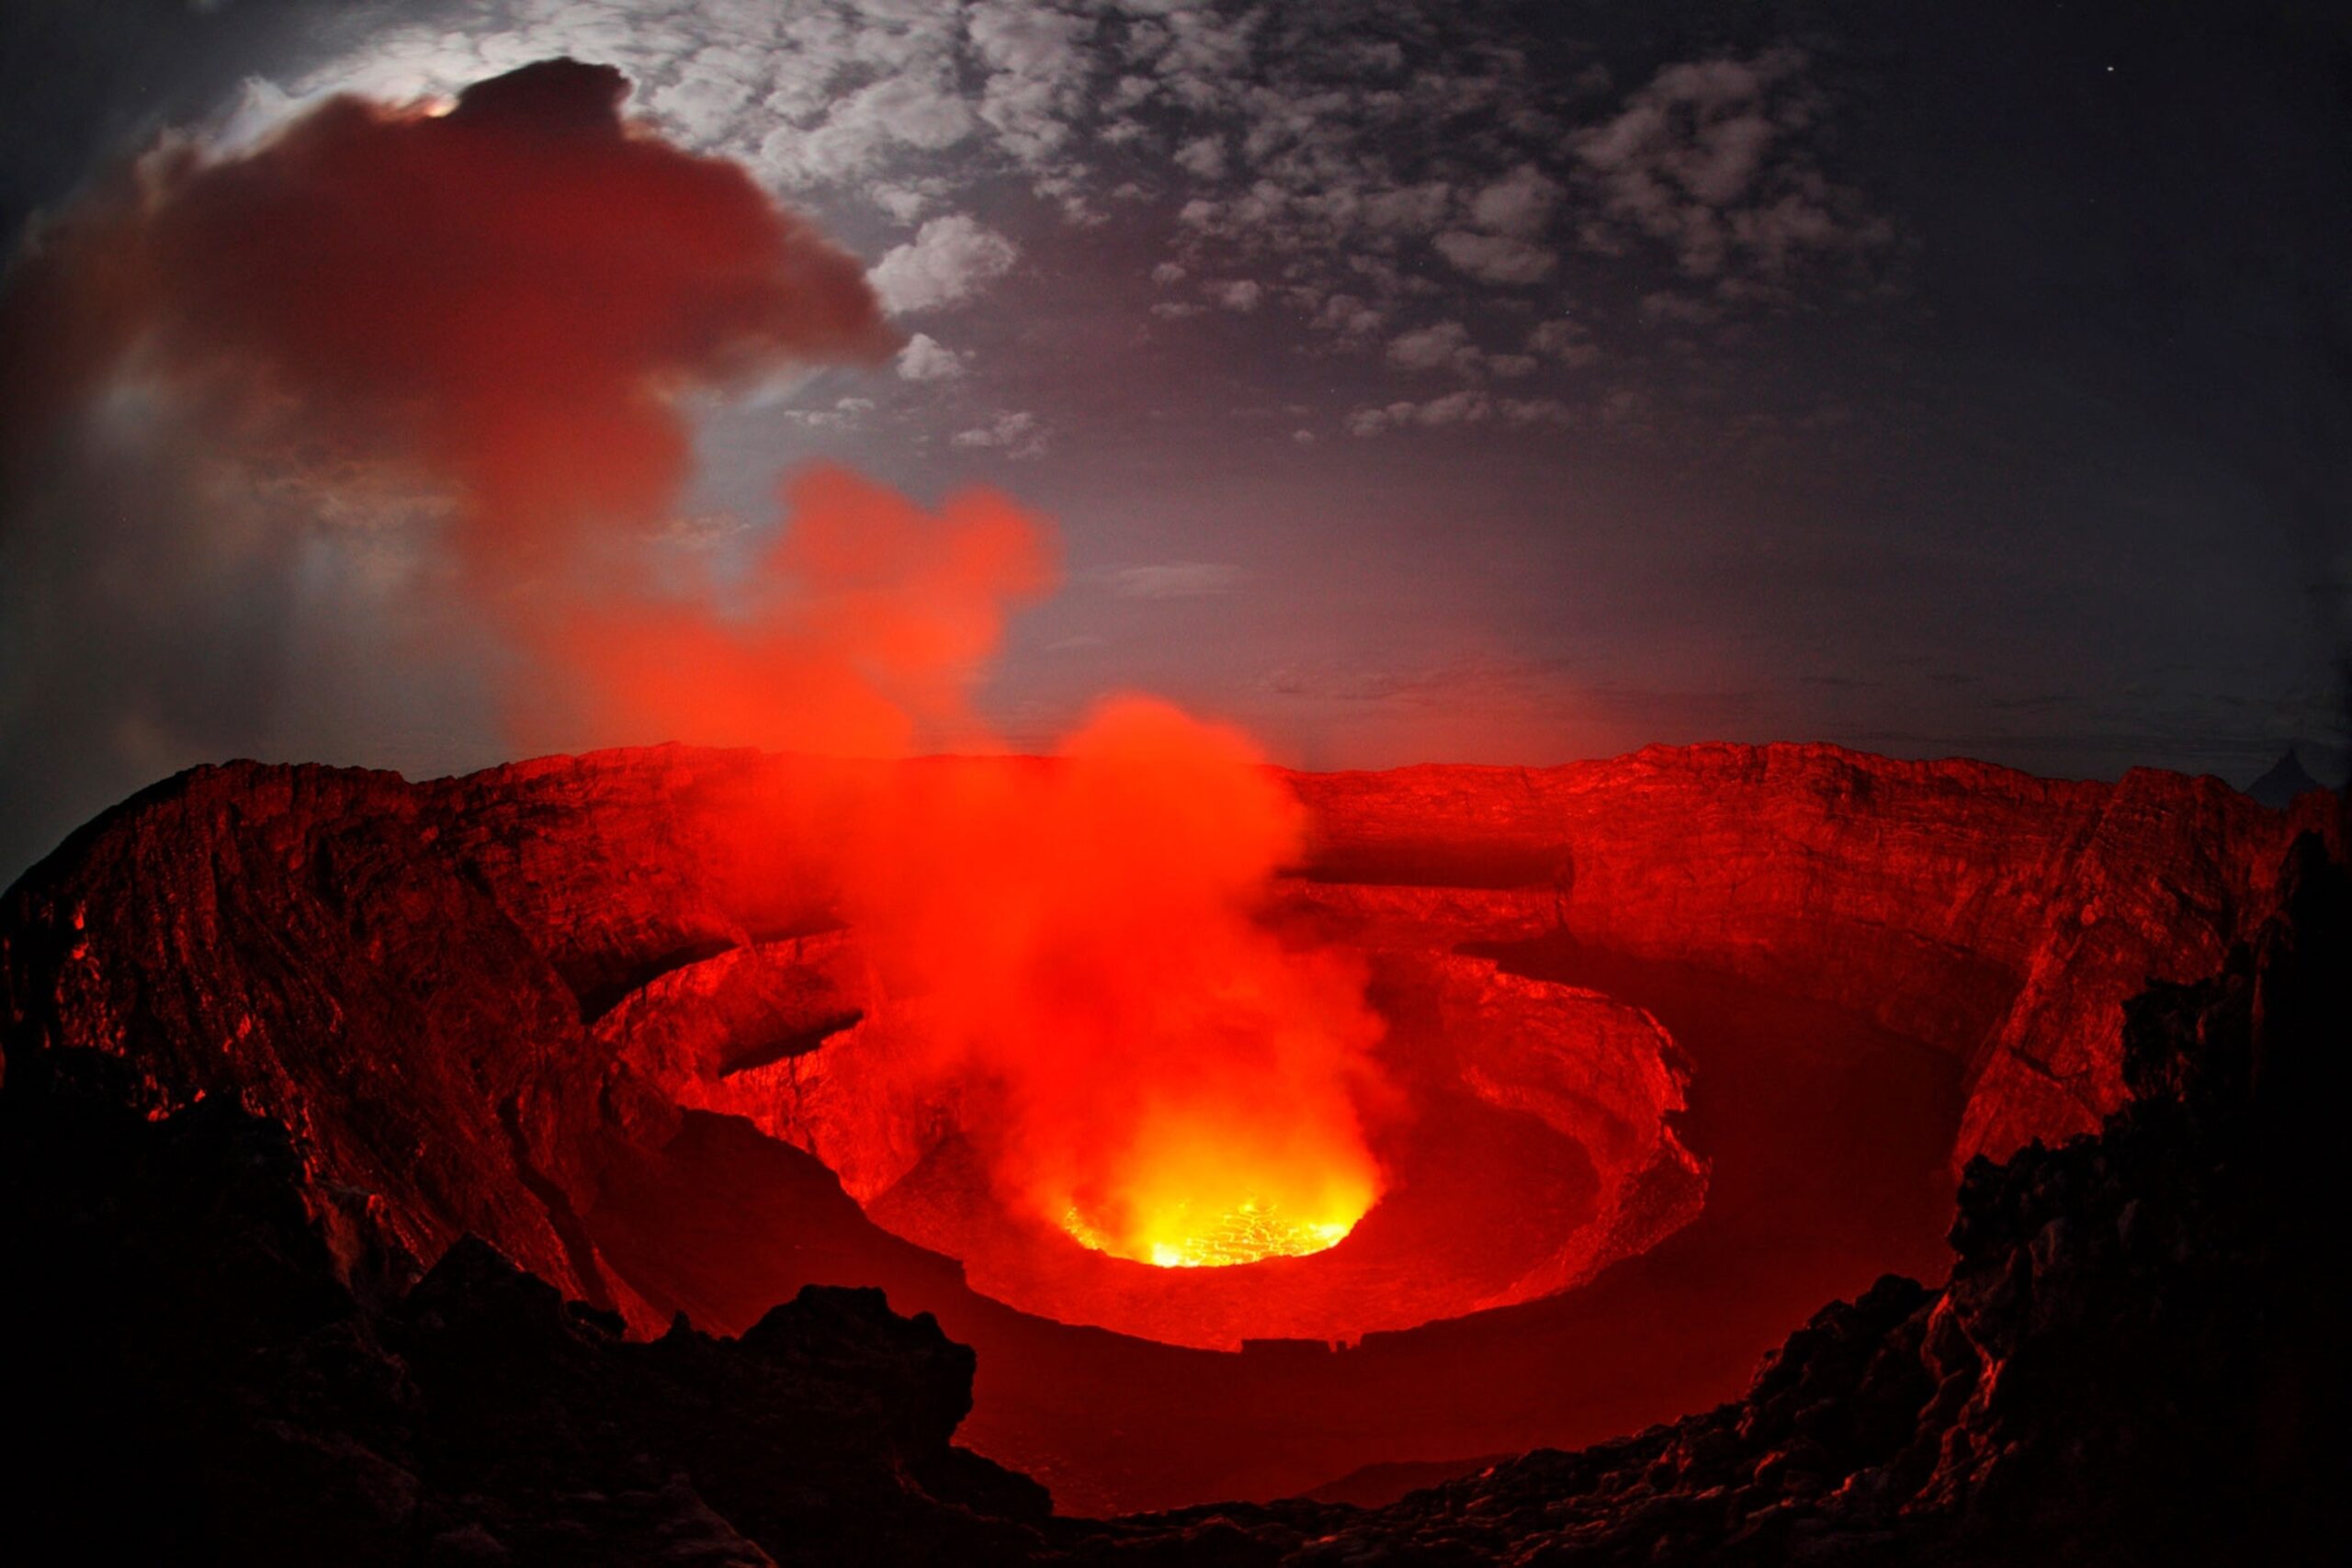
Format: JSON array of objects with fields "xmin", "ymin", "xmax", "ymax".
[
  {"xmin": 0, "ymin": 58, "xmax": 1388, "ymax": 1260},
  {"xmin": 0, "ymin": 58, "xmax": 935, "ymax": 866},
  {"xmin": 842, "ymin": 696, "xmax": 1390, "ymax": 1261}
]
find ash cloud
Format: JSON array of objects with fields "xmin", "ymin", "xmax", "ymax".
[
  {"xmin": 0, "ymin": 54, "xmax": 1396, "ymax": 1258},
  {"xmin": 0, "ymin": 57, "xmax": 940, "ymax": 874}
]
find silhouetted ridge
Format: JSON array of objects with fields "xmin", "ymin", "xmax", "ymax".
[{"xmin": 2247, "ymin": 747, "xmax": 2327, "ymax": 808}]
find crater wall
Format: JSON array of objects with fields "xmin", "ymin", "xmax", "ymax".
[{"xmin": 3, "ymin": 743, "xmax": 2332, "ymax": 1339}]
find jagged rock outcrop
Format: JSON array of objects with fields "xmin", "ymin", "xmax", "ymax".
[
  {"xmin": 1, "ymin": 743, "xmax": 2337, "ymax": 1518},
  {"xmin": 3, "ymin": 743, "xmax": 2321, "ymax": 1318},
  {"xmin": 0, "ymin": 1049, "xmax": 1049, "ymax": 1566},
  {"xmin": 3, "ymin": 815, "xmax": 2338, "ymax": 1562},
  {"xmin": 1089, "ymin": 832, "xmax": 2348, "ymax": 1562},
  {"xmin": 0, "ymin": 763, "xmax": 641, "ymax": 1323},
  {"xmin": 2247, "ymin": 747, "xmax": 2326, "ymax": 808}
]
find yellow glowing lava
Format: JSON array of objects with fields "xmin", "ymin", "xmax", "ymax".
[
  {"xmin": 1043, "ymin": 1092, "xmax": 1383, "ymax": 1269},
  {"xmin": 1062, "ymin": 1196, "xmax": 1361, "ymax": 1269}
]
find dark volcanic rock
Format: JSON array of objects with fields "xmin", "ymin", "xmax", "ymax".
[
  {"xmin": 1077, "ymin": 833, "xmax": 2349, "ymax": 1564},
  {"xmin": 0, "ymin": 1048, "xmax": 1048, "ymax": 1566},
  {"xmin": 2246, "ymin": 747, "xmax": 2328, "ymax": 809},
  {"xmin": 2, "ymin": 747, "xmax": 2345, "ymax": 1561},
  {"xmin": 0, "ymin": 762, "xmax": 642, "ymax": 1324}
]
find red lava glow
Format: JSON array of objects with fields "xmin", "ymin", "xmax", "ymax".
[
  {"xmin": 3, "ymin": 56, "xmax": 1401, "ymax": 1278},
  {"xmin": 837, "ymin": 697, "xmax": 1391, "ymax": 1271},
  {"xmin": 1062, "ymin": 1196, "xmax": 1360, "ymax": 1269}
]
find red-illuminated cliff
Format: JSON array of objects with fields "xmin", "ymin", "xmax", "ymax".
[
  {"xmin": 0, "ymin": 743, "xmax": 2335, "ymax": 1510},
  {"xmin": 1283, "ymin": 745, "xmax": 2337, "ymax": 1169}
]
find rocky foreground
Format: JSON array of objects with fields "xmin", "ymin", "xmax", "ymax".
[
  {"xmin": 3, "ymin": 832, "xmax": 2341, "ymax": 1562},
  {"xmin": 0, "ymin": 748, "xmax": 2342, "ymax": 1560},
  {"xmin": 1125, "ymin": 834, "xmax": 2344, "ymax": 1565}
]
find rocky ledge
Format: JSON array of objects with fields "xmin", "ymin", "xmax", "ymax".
[
  {"xmin": 1, "ymin": 743, "xmax": 2329, "ymax": 1344},
  {"xmin": 1105, "ymin": 832, "xmax": 2346, "ymax": 1564},
  {"xmin": 0, "ymin": 1041, "xmax": 1051, "ymax": 1565},
  {"xmin": 2, "ymin": 804, "xmax": 2340, "ymax": 1560}
]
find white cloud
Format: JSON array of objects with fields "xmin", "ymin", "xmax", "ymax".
[
  {"xmin": 1348, "ymin": 390, "xmax": 1600, "ymax": 436},
  {"xmin": 1385, "ymin": 321, "xmax": 1480, "ymax": 375},
  {"xmin": 967, "ymin": 0, "xmax": 1096, "ymax": 169},
  {"xmin": 950, "ymin": 409, "xmax": 1047, "ymax": 458},
  {"xmin": 1529, "ymin": 318, "xmax": 1601, "ymax": 367},
  {"xmin": 1639, "ymin": 291, "xmax": 1724, "ymax": 326},
  {"xmin": 1347, "ymin": 389, "xmax": 1492, "ymax": 435},
  {"xmin": 1570, "ymin": 47, "xmax": 1887, "ymax": 284},
  {"xmin": 1313, "ymin": 293, "xmax": 1385, "ymax": 338},
  {"xmin": 763, "ymin": 69, "xmax": 977, "ymax": 183},
  {"xmin": 1107, "ymin": 562, "xmax": 1248, "ymax": 599},
  {"xmin": 896, "ymin": 333, "xmax": 968, "ymax": 380},
  {"xmin": 1361, "ymin": 181, "xmax": 1454, "ymax": 234},
  {"xmin": 871, "ymin": 181, "xmax": 943, "ymax": 221},
  {"xmin": 1432, "ymin": 231, "xmax": 1555, "ymax": 285},
  {"xmin": 1499, "ymin": 396, "xmax": 1577, "ymax": 426},
  {"xmin": 867, "ymin": 214, "xmax": 1019, "ymax": 314},
  {"xmin": 781, "ymin": 395, "xmax": 877, "ymax": 431},
  {"xmin": 1214, "ymin": 279, "xmax": 1264, "ymax": 312},
  {"xmin": 648, "ymin": 65, "xmax": 756, "ymax": 145},
  {"xmin": 1467, "ymin": 163, "xmax": 1562, "ymax": 237},
  {"xmin": 1413, "ymin": 389, "xmax": 1488, "ymax": 425},
  {"xmin": 1174, "ymin": 135, "xmax": 1227, "ymax": 181},
  {"xmin": 287, "ymin": 6, "xmax": 1896, "ymax": 386}
]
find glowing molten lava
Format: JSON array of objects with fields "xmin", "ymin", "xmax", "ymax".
[
  {"xmin": 1051, "ymin": 1100, "xmax": 1381, "ymax": 1266},
  {"xmin": 838, "ymin": 697, "xmax": 1392, "ymax": 1270},
  {"xmin": 1063, "ymin": 1196, "xmax": 1362, "ymax": 1269}
]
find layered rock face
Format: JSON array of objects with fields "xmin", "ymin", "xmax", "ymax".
[
  {"xmin": 1125, "ymin": 834, "xmax": 2346, "ymax": 1563},
  {"xmin": 1288, "ymin": 746, "xmax": 2338, "ymax": 1167},
  {"xmin": 3, "ymin": 773, "xmax": 2339, "ymax": 1562},
  {"xmin": 0, "ymin": 743, "xmax": 2325, "ymax": 1350},
  {"xmin": 0, "ymin": 763, "xmax": 633, "ymax": 1319}
]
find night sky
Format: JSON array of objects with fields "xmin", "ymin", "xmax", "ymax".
[{"xmin": 3, "ymin": 0, "xmax": 2346, "ymax": 878}]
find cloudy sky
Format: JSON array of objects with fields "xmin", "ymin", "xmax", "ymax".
[{"xmin": 2, "ymin": 0, "xmax": 2346, "ymax": 874}]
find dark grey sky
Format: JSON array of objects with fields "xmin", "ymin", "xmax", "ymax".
[{"xmin": 2, "ymin": 0, "xmax": 2346, "ymax": 878}]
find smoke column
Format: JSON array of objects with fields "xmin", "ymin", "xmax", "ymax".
[
  {"xmin": 841, "ymin": 696, "xmax": 1390, "ymax": 1264},
  {"xmin": 0, "ymin": 58, "xmax": 1390, "ymax": 1263}
]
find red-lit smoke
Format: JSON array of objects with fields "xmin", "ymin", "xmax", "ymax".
[
  {"xmin": 538, "ymin": 463, "xmax": 1057, "ymax": 757},
  {"xmin": 0, "ymin": 58, "xmax": 1388, "ymax": 1263},
  {"xmin": 842, "ymin": 697, "xmax": 1390, "ymax": 1263},
  {"xmin": 0, "ymin": 58, "xmax": 1061, "ymax": 756},
  {"xmin": 7, "ymin": 60, "xmax": 891, "ymax": 568}
]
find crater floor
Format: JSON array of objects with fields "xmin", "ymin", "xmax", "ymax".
[
  {"xmin": 952, "ymin": 948, "xmax": 1965, "ymax": 1510},
  {"xmin": 571, "ymin": 942, "xmax": 1964, "ymax": 1512},
  {"xmin": 7, "ymin": 743, "xmax": 2316, "ymax": 1513},
  {"xmin": 629, "ymin": 940, "xmax": 1708, "ymax": 1352}
]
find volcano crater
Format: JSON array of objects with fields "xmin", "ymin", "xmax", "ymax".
[
  {"xmin": 6, "ymin": 741, "xmax": 2329, "ymax": 1511},
  {"xmin": 597, "ymin": 933, "xmax": 1707, "ymax": 1349}
]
